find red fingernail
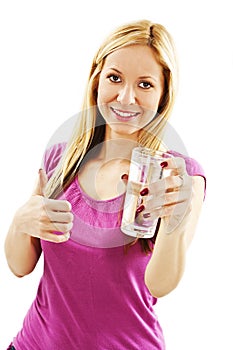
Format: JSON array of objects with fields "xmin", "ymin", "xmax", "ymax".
[
  {"xmin": 140, "ymin": 188, "xmax": 149, "ymax": 196},
  {"xmin": 136, "ymin": 204, "xmax": 145, "ymax": 214},
  {"xmin": 160, "ymin": 161, "xmax": 168, "ymax": 168},
  {"xmin": 121, "ymin": 174, "xmax": 128, "ymax": 180}
]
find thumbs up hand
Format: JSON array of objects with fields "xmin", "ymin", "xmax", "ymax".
[{"xmin": 16, "ymin": 169, "xmax": 73, "ymax": 243}]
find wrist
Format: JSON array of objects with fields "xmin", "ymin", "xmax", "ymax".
[{"xmin": 12, "ymin": 207, "xmax": 30, "ymax": 238}]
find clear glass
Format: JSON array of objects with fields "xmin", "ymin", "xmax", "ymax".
[{"xmin": 121, "ymin": 147, "xmax": 172, "ymax": 239}]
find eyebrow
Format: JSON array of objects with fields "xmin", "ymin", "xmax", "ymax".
[{"xmin": 107, "ymin": 67, "xmax": 159, "ymax": 83}]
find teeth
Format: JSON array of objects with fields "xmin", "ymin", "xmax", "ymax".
[{"xmin": 112, "ymin": 108, "xmax": 138, "ymax": 118}]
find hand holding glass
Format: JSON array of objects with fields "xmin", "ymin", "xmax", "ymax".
[{"xmin": 121, "ymin": 147, "xmax": 172, "ymax": 239}]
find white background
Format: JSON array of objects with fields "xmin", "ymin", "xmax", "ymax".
[{"xmin": 0, "ymin": 0, "xmax": 232, "ymax": 349}]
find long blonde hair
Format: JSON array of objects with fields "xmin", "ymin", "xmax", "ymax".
[{"xmin": 45, "ymin": 19, "xmax": 178, "ymax": 199}]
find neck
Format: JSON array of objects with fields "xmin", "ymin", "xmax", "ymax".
[
  {"xmin": 99, "ymin": 138, "xmax": 138, "ymax": 162},
  {"xmin": 98, "ymin": 125, "xmax": 139, "ymax": 161}
]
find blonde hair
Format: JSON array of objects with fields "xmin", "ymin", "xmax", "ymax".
[{"xmin": 45, "ymin": 19, "xmax": 178, "ymax": 198}]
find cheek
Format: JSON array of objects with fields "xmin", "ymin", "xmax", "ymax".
[
  {"xmin": 140, "ymin": 93, "xmax": 161, "ymax": 112},
  {"xmin": 97, "ymin": 83, "xmax": 110, "ymax": 105},
  {"xmin": 98, "ymin": 90, "xmax": 109, "ymax": 104},
  {"xmin": 97, "ymin": 83, "xmax": 109, "ymax": 118}
]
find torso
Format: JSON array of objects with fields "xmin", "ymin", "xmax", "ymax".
[
  {"xmin": 77, "ymin": 141, "xmax": 168, "ymax": 200},
  {"xmin": 78, "ymin": 157, "xmax": 130, "ymax": 200}
]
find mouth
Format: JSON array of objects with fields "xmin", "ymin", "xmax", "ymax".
[{"xmin": 110, "ymin": 107, "xmax": 141, "ymax": 121}]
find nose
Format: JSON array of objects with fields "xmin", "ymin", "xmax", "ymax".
[{"xmin": 116, "ymin": 84, "xmax": 136, "ymax": 105}]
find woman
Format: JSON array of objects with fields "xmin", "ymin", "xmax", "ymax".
[{"xmin": 5, "ymin": 19, "xmax": 205, "ymax": 349}]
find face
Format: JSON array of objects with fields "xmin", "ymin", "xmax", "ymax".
[{"xmin": 97, "ymin": 44, "xmax": 164, "ymax": 139}]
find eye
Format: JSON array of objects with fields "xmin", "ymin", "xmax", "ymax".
[
  {"xmin": 139, "ymin": 81, "xmax": 154, "ymax": 89},
  {"xmin": 107, "ymin": 74, "xmax": 122, "ymax": 83}
]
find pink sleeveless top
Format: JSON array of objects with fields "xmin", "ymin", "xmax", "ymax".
[{"xmin": 13, "ymin": 143, "xmax": 205, "ymax": 349}]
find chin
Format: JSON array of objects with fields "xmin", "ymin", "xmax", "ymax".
[{"xmin": 110, "ymin": 124, "xmax": 141, "ymax": 136}]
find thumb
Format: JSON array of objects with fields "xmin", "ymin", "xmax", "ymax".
[{"xmin": 32, "ymin": 168, "xmax": 48, "ymax": 196}]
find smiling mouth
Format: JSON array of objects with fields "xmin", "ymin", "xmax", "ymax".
[{"xmin": 110, "ymin": 107, "xmax": 140, "ymax": 119}]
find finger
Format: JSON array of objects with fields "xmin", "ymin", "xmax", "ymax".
[
  {"xmin": 165, "ymin": 175, "xmax": 184, "ymax": 191},
  {"xmin": 32, "ymin": 169, "xmax": 48, "ymax": 196},
  {"xmin": 143, "ymin": 176, "xmax": 179, "ymax": 198},
  {"xmin": 46, "ymin": 210, "xmax": 74, "ymax": 224},
  {"xmin": 33, "ymin": 231, "xmax": 71, "ymax": 243},
  {"xmin": 47, "ymin": 221, "xmax": 73, "ymax": 234},
  {"xmin": 155, "ymin": 175, "xmax": 184, "ymax": 193},
  {"xmin": 44, "ymin": 198, "xmax": 72, "ymax": 212},
  {"xmin": 160, "ymin": 157, "xmax": 187, "ymax": 176},
  {"xmin": 146, "ymin": 173, "xmax": 192, "ymax": 199},
  {"xmin": 143, "ymin": 187, "xmax": 190, "ymax": 211},
  {"xmin": 37, "ymin": 219, "xmax": 73, "ymax": 236},
  {"xmin": 144, "ymin": 200, "xmax": 189, "ymax": 219},
  {"xmin": 126, "ymin": 180, "xmax": 143, "ymax": 196}
]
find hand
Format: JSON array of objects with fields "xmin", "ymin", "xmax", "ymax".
[
  {"xmin": 15, "ymin": 169, "xmax": 73, "ymax": 243},
  {"xmin": 122, "ymin": 157, "xmax": 193, "ymax": 234},
  {"xmin": 139, "ymin": 157, "xmax": 193, "ymax": 233}
]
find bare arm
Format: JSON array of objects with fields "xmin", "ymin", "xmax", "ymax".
[
  {"xmin": 144, "ymin": 175, "xmax": 205, "ymax": 297},
  {"xmin": 4, "ymin": 169, "xmax": 73, "ymax": 277},
  {"xmin": 5, "ymin": 217, "xmax": 42, "ymax": 277},
  {"xmin": 140, "ymin": 153, "xmax": 205, "ymax": 297}
]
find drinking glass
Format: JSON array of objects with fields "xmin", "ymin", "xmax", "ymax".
[{"xmin": 121, "ymin": 147, "xmax": 172, "ymax": 238}]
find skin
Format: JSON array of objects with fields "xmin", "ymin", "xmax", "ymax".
[
  {"xmin": 97, "ymin": 45, "xmax": 164, "ymax": 139},
  {"xmin": 4, "ymin": 169, "xmax": 73, "ymax": 277},
  {"xmin": 78, "ymin": 45, "xmax": 165, "ymax": 199},
  {"xmin": 5, "ymin": 44, "xmax": 205, "ymax": 298}
]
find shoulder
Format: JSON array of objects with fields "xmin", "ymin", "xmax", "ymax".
[
  {"xmin": 168, "ymin": 150, "xmax": 205, "ymax": 177},
  {"xmin": 42, "ymin": 142, "xmax": 67, "ymax": 179}
]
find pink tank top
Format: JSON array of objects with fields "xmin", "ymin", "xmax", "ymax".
[{"xmin": 13, "ymin": 143, "xmax": 205, "ymax": 349}]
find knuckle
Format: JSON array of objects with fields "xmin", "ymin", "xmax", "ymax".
[
  {"xmin": 64, "ymin": 200, "xmax": 72, "ymax": 211},
  {"xmin": 175, "ymin": 156, "xmax": 185, "ymax": 167},
  {"xmin": 67, "ymin": 212, "xmax": 74, "ymax": 222},
  {"xmin": 57, "ymin": 222, "xmax": 73, "ymax": 233},
  {"xmin": 151, "ymin": 180, "xmax": 163, "ymax": 194},
  {"xmin": 40, "ymin": 196, "xmax": 48, "ymax": 209},
  {"xmin": 67, "ymin": 222, "xmax": 73, "ymax": 231},
  {"xmin": 62, "ymin": 224, "xmax": 70, "ymax": 233},
  {"xmin": 54, "ymin": 235, "xmax": 65, "ymax": 243},
  {"xmin": 39, "ymin": 213, "xmax": 49, "ymax": 224},
  {"xmin": 38, "ymin": 221, "xmax": 45, "ymax": 233},
  {"xmin": 51, "ymin": 232, "xmax": 69, "ymax": 243},
  {"xmin": 61, "ymin": 223, "xmax": 69, "ymax": 233},
  {"xmin": 38, "ymin": 230, "xmax": 47, "ymax": 240},
  {"xmin": 53, "ymin": 222, "xmax": 62, "ymax": 232}
]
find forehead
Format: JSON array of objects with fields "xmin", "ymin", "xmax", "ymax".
[{"xmin": 103, "ymin": 44, "xmax": 163, "ymax": 77}]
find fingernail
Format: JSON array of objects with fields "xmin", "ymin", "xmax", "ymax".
[
  {"xmin": 140, "ymin": 188, "xmax": 149, "ymax": 196},
  {"xmin": 136, "ymin": 205, "xmax": 145, "ymax": 214},
  {"xmin": 121, "ymin": 174, "xmax": 128, "ymax": 180},
  {"xmin": 160, "ymin": 161, "xmax": 168, "ymax": 168}
]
